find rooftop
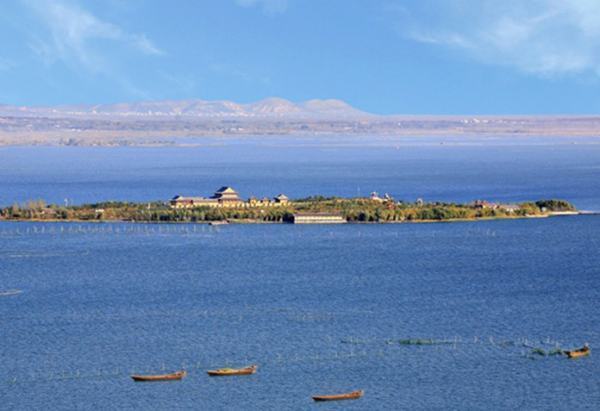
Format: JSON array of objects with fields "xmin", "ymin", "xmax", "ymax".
[{"xmin": 215, "ymin": 186, "xmax": 238, "ymax": 194}]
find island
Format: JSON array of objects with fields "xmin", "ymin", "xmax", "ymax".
[{"xmin": 0, "ymin": 186, "xmax": 578, "ymax": 224}]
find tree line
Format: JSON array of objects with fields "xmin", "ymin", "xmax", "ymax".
[{"xmin": 0, "ymin": 198, "xmax": 576, "ymax": 223}]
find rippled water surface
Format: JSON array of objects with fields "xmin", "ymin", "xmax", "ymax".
[
  {"xmin": 1, "ymin": 140, "xmax": 599, "ymax": 409},
  {"xmin": 1, "ymin": 217, "xmax": 599, "ymax": 409},
  {"xmin": 1, "ymin": 139, "xmax": 600, "ymax": 210}
]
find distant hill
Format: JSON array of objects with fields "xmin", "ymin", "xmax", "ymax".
[
  {"xmin": 1, "ymin": 97, "xmax": 600, "ymax": 147},
  {"xmin": 0, "ymin": 97, "xmax": 372, "ymax": 119}
]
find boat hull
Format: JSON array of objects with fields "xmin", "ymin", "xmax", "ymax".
[
  {"xmin": 565, "ymin": 347, "xmax": 590, "ymax": 359},
  {"xmin": 312, "ymin": 390, "xmax": 364, "ymax": 402},
  {"xmin": 131, "ymin": 371, "xmax": 187, "ymax": 382},
  {"xmin": 0, "ymin": 289, "xmax": 22, "ymax": 297},
  {"xmin": 207, "ymin": 365, "xmax": 257, "ymax": 376}
]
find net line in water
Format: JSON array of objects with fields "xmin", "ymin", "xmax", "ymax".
[{"xmin": 3, "ymin": 335, "xmax": 574, "ymax": 385}]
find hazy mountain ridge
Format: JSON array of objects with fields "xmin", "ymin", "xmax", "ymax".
[
  {"xmin": 0, "ymin": 98, "xmax": 371, "ymax": 119},
  {"xmin": 1, "ymin": 97, "xmax": 600, "ymax": 147}
]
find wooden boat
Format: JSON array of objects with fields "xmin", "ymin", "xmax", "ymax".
[
  {"xmin": 564, "ymin": 345, "xmax": 590, "ymax": 359},
  {"xmin": 131, "ymin": 370, "xmax": 187, "ymax": 382},
  {"xmin": 0, "ymin": 289, "xmax": 22, "ymax": 297},
  {"xmin": 312, "ymin": 390, "xmax": 364, "ymax": 402},
  {"xmin": 206, "ymin": 365, "xmax": 257, "ymax": 376}
]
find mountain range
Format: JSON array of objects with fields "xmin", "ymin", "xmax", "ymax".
[
  {"xmin": 1, "ymin": 97, "xmax": 600, "ymax": 146},
  {"xmin": 0, "ymin": 98, "xmax": 372, "ymax": 119}
]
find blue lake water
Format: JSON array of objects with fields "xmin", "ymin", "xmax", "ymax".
[
  {"xmin": 1, "ymin": 138, "xmax": 600, "ymax": 210},
  {"xmin": 1, "ymin": 138, "xmax": 599, "ymax": 409}
]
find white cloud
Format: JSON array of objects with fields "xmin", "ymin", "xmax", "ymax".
[
  {"xmin": 398, "ymin": 0, "xmax": 600, "ymax": 77},
  {"xmin": 131, "ymin": 34, "xmax": 163, "ymax": 56},
  {"xmin": 236, "ymin": 0, "xmax": 288, "ymax": 15},
  {"xmin": 23, "ymin": 0, "xmax": 163, "ymax": 71}
]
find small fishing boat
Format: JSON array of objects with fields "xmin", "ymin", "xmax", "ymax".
[
  {"xmin": 206, "ymin": 365, "xmax": 257, "ymax": 376},
  {"xmin": 312, "ymin": 390, "xmax": 364, "ymax": 402},
  {"xmin": 564, "ymin": 345, "xmax": 590, "ymax": 359},
  {"xmin": 131, "ymin": 370, "xmax": 187, "ymax": 382},
  {"xmin": 0, "ymin": 289, "xmax": 22, "ymax": 297}
]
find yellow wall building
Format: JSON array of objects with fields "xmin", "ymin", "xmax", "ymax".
[{"xmin": 170, "ymin": 187, "xmax": 289, "ymax": 209}]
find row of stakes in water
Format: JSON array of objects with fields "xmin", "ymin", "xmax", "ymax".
[{"xmin": 0, "ymin": 223, "xmax": 223, "ymax": 236}]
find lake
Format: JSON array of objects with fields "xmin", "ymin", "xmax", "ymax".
[
  {"xmin": 1, "ymin": 137, "xmax": 599, "ymax": 409},
  {"xmin": 1, "ymin": 137, "xmax": 600, "ymax": 210}
]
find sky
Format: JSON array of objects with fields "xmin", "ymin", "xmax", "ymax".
[{"xmin": 1, "ymin": 0, "xmax": 600, "ymax": 114}]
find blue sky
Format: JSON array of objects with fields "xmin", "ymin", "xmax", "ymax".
[{"xmin": 1, "ymin": 0, "xmax": 600, "ymax": 114}]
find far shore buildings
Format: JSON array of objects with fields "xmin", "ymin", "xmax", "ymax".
[
  {"xmin": 370, "ymin": 191, "xmax": 393, "ymax": 202},
  {"xmin": 472, "ymin": 200, "xmax": 521, "ymax": 212},
  {"xmin": 170, "ymin": 187, "xmax": 289, "ymax": 209}
]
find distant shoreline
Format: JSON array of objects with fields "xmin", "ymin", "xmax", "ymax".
[
  {"xmin": 2, "ymin": 106, "xmax": 600, "ymax": 147},
  {"xmin": 2, "ymin": 133, "xmax": 600, "ymax": 148}
]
